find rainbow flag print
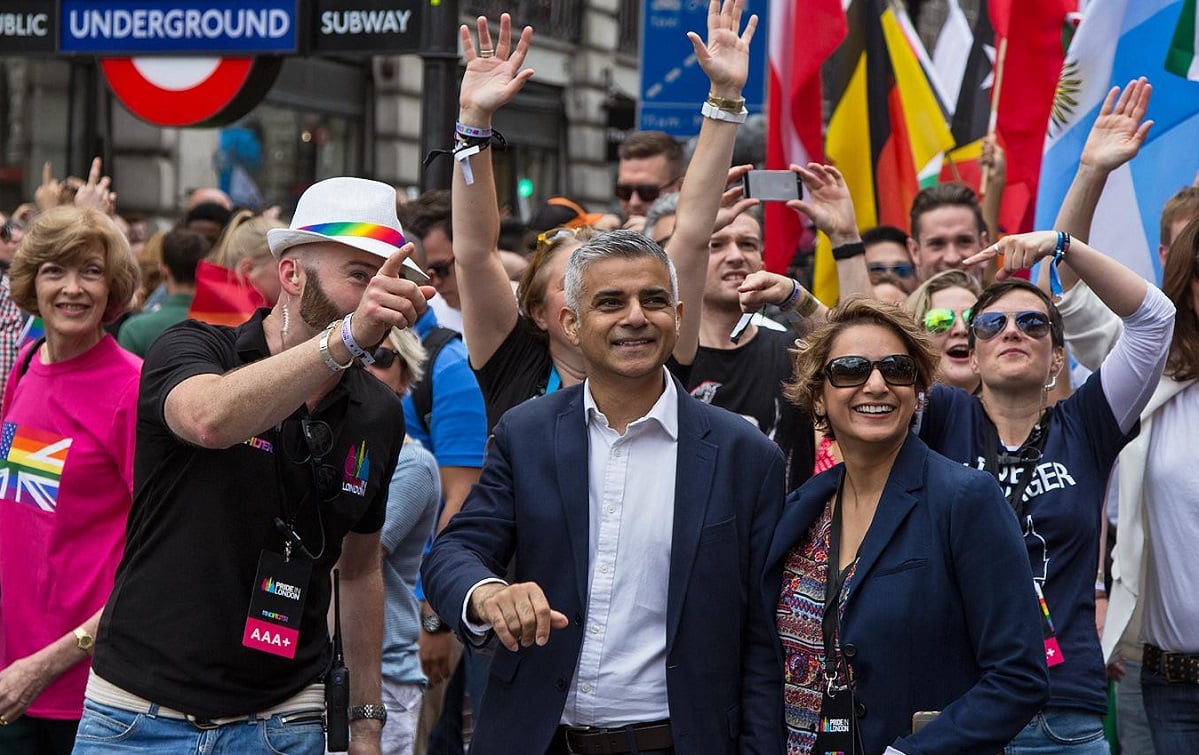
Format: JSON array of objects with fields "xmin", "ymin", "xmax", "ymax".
[{"xmin": 0, "ymin": 422, "xmax": 71, "ymax": 513}]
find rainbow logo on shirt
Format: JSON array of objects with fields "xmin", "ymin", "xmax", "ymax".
[
  {"xmin": 0, "ymin": 422, "xmax": 72, "ymax": 513},
  {"xmin": 341, "ymin": 441, "xmax": 369, "ymax": 497}
]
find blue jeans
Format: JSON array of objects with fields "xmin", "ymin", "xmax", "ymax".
[
  {"xmin": 71, "ymin": 699, "xmax": 325, "ymax": 755},
  {"xmin": 1115, "ymin": 658, "xmax": 1155, "ymax": 755},
  {"xmin": 1004, "ymin": 708, "xmax": 1109, "ymax": 754},
  {"xmin": 1142, "ymin": 660, "xmax": 1199, "ymax": 753}
]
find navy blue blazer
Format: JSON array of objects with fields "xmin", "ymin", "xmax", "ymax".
[
  {"xmin": 423, "ymin": 379, "xmax": 787, "ymax": 755},
  {"xmin": 763, "ymin": 433, "xmax": 1049, "ymax": 755}
]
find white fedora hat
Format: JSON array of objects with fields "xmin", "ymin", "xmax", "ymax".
[{"xmin": 267, "ymin": 177, "xmax": 428, "ymax": 281}]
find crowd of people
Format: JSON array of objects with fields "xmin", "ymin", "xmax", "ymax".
[{"xmin": 0, "ymin": 1, "xmax": 1197, "ymax": 754}]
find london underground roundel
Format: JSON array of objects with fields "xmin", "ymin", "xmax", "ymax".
[{"xmin": 100, "ymin": 56, "xmax": 281, "ymax": 127}]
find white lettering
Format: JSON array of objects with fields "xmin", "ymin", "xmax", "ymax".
[
  {"xmin": 1, "ymin": 13, "xmax": 50, "ymax": 37},
  {"xmin": 343, "ymin": 479, "xmax": 367, "ymax": 496},
  {"xmin": 319, "ymin": 9, "xmax": 413, "ymax": 36},
  {"xmin": 67, "ymin": 7, "xmax": 293, "ymax": 43}
]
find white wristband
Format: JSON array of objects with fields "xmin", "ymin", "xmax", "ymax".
[
  {"xmin": 340, "ymin": 313, "xmax": 375, "ymax": 366},
  {"xmin": 700, "ymin": 101, "xmax": 748, "ymax": 124}
]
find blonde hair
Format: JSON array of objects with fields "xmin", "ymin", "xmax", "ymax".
[
  {"xmin": 10, "ymin": 206, "xmax": 140, "ymax": 324},
  {"xmin": 209, "ymin": 210, "xmax": 285, "ymax": 270},
  {"xmin": 382, "ymin": 326, "xmax": 428, "ymax": 385},
  {"xmin": 904, "ymin": 269, "xmax": 983, "ymax": 322}
]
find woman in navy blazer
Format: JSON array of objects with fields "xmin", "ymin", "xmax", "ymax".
[{"xmin": 766, "ymin": 299, "xmax": 1048, "ymax": 754}]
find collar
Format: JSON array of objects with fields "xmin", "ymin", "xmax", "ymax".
[{"xmin": 582, "ymin": 366, "xmax": 678, "ymax": 440}]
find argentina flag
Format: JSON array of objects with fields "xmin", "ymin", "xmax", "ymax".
[{"xmin": 1036, "ymin": 0, "xmax": 1199, "ymax": 285}]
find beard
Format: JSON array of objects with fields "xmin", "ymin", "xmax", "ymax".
[{"xmin": 298, "ymin": 266, "xmax": 345, "ymax": 330}]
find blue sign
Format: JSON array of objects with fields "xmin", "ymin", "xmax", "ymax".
[
  {"xmin": 60, "ymin": 0, "xmax": 299, "ymax": 55},
  {"xmin": 638, "ymin": 0, "xmax": 769, "ymax": 138}
]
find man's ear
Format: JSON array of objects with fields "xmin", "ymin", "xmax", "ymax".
[
  {"xmin": 906, "ymin": 236, "xmax": 920, "ymax": 266},
  {"xmin": 278, "ymin": 257, "xmax": 303, "ymax": 297},
  {"xmin": 560, "ymin": 305, "xmax": 580, "ymax": 346}
]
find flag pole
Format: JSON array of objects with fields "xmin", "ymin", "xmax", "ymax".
[{"xmin": 980, "ymin": 36, "xmax": 1008, "ymax": 190}]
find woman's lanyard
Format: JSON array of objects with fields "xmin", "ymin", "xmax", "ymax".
[
  {"xmin": 982, "ymin": 409, "xmax": 1051, "ymax": 519},
  {"xmin": 822, "ymin": 477, "xmax": 851, "ymax": 693},
  {"xmin": 544, "ymin": 364, "xmax": 562, "ymax": 394}
]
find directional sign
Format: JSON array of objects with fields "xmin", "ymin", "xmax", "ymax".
[{"xmin": 638, "ymin": 0, "xmax": 769, "ymax": 138}]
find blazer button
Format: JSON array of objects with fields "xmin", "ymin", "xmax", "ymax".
[
  {"xmin": 574, "ymin": 613, "xmax": 583, "ymax": 626},
  {"xmin": 843, "ymin": 643, "xmax": 856, "ymax": 658},
  {"xmin": 855, "ymin": 700, "xmax": 867, "ymax": 719},
  {"xmin": 555, "ymin": 678, "xmax": 567, "ymax": 691}
]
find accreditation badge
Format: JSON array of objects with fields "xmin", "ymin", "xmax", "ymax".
[{"xmin": 242, "ymin": 550, "xmax": 311, "ymax": 659}]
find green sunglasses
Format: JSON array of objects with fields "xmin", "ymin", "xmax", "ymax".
[{"xmin": 923, "ymin": 307, "xmax": 972, "ymax": 334}]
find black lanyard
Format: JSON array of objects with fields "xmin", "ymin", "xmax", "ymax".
[
  {"xmin": 822, "ymin": 476, "xmax": 851, "ymax": 691},
  {"xmin": 982, "ymin": 409, "xmax": 1051, "ymax": 519}
]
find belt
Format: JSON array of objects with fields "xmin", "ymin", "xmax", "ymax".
[
  {"xmin": 86, "ymin": 670, "xmax": 326, "ymax": 729},
  {"xmin": 1143, "ymin": 643, "xmax": 1199, "ymax": 684},
  {"xmin": 553, "ymin": 720, "xmax": 672, "ymax": 755}
]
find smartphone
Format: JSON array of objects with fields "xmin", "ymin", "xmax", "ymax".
[
  {"xmin": 742, "ymin": 170, "xmax": 802, "ymax": 202},
  {"xmin": 400, "ymin": 258, "xmax": 432, "ymax": 284},
  {"xmin": 912, "ymin": 710, "xmax": 940, "ymax": 732}
]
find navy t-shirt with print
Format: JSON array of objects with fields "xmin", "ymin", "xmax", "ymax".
[{"xmin": 920, "ymin": 370, "xmax": 1135, "ymax": 714}]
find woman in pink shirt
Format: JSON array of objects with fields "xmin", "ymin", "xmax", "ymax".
[{"xmin": 0, "ymin": 206, "xmax": 141, "ymax": 754}]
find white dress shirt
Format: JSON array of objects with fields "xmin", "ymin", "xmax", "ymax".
[
  {"xmin": 461, "ymin": 369, "xmax": 679, "ymax": 726},
  {"xmin": 561, "ymin": 370, "xmax": 678, "ymax": 726}
]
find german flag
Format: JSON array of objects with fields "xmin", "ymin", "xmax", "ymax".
[{"xmin": 826, "ymin": 0, "xmax": 955, "ymax": 233}]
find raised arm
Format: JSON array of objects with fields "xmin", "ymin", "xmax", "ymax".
[
  {"xmin": 452, "ymin": 15, "xmax": 535, "ymax": 369},
  {"xmin": 668, "ymin": 0, "xmax": 758, "ymax": 365},
  {"xmin": 790, "ymin": 163, "xmax": 873, "ymax": 302},
  {"xmin": 1050, "ymin": 78, "xmax": 1153, "ymax": 292}
]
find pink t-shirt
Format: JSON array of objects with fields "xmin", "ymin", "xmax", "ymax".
[{"xmin": 0, "ymin": 334, "xmax": 140, "ymax": 719}]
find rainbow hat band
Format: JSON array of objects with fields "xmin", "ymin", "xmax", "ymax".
[{"xmin": 298, "ymin": 222, "xmax": 407, "ymax": 250}]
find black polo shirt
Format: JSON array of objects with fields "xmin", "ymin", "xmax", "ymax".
[{"xmin": 94, "ymin": 309, "xmax": 404, "ymax": 719}]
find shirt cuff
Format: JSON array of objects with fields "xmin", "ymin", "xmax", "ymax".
[{"xmin": 462, "ymin": 578, "xmax": 508, "ymax": 636}]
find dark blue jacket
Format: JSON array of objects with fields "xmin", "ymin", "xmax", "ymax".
[
  {"xmin": 763, "ymin": 433, "xmax": 1049, "ymax": 754},
  {"xmin": 423, "ymin": 379, "xmax": 786, "ymax": 755}
]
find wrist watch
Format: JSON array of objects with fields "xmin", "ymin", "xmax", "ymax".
[
  {"xmin": 73, "ymin": 626, "xmax": 95, "ymax": 654},
  {"xmin": 421, "ymin": 612, "xmax": 450, "ymax": 633},
  {"xmin": 350, "ymin": 704, "xmax": 388, "ymax": 725}
]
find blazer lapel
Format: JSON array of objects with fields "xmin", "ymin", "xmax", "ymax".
[
  {"xmin": 844, "ymin": 434, "xmax": 926, "ymax": 603},
  {"xmin": 555, "ymin": 393, "xmax": 591, "ymax": 608},
  {"xmin": 666, "ymin": 390, "xmax": 717, "ymax": 649},
  {"xmin": 762, "ymin": 469, "xmax": 838, "ymax": 618}
]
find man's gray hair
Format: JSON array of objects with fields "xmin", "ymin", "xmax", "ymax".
[
  {"xmin": 564, "ymin": 230, "xmax": 679, "ymax": 315},
  {"xmin": 643, "ymin": 191, "xmax": 679, "ymax": 242}
]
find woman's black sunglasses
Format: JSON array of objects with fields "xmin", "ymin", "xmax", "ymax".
[
  {"xmin": 371, "ymin": 347, "xmax": 399, "ymax": 369},
  {"xmin": 971, "ymin": 311, "xmax": 1051, "ymax": 341},
  {"xmin": 823, "ymin": 354, "xmax": 918, "ymax": 388}
]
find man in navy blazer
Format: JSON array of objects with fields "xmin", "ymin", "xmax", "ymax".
[
  {"xmin": 764, "ymin": 433, "xmax": 1049, "ymax": 754},
  {"xmin": 422, "ymin": 231, "xmax": 786, "ymax": 755}
]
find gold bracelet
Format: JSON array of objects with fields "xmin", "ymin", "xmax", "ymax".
[
  {"xmin": 706, "ymin": 93, "xmax": 746, "ymax": 113},
  {"xmin": 797, "ymin": 290, "xmax": 821, "ymax": 318}
]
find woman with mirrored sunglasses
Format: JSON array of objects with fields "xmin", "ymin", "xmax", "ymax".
[
  {"xmin": 914, "ymin": 229, "xmax": 1175, "ymax": 753},
  {"xmin": 767, "ymin": 298, "xmax": 1047, "ymax": 755},
  {"xmin": 904, "ymin": 270, "xmax": 983, "ymax": 392},
  {"xmin": 450, "ymin": 7, "xmax": 759, "ymax": 430}
]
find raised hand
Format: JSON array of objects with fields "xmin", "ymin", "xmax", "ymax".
[
  {"xmin": 738, "ymin": 270, "xmax": 795, "ymax": 311},
  {"xmin": 687, "ymin": 0, "xmax": 757, "ymax": 99},
  {"xmin": 963, "ymin": 230, "xmax": 1059, "ymax": 279},
  {"xmin": 74, "ymin": 156, "xmax": 116, "ymax": 215},
  {"xmin": 1079, "ymin": 77, "xmax": 1154, "ymax": 173},
  {"xmin": 789, "ymin": 163, "xmax": 859, "ymax": 246},
  {"xmin": 34, "ymin": 162, "xmax": 62, "ymax": 212},
  {"xmin": 713, "ymin": 164, "xmax": 760, "ymax": 232},
  {"xmin": 349, "ymin": 246, "xmax": 434, "ymax": 347},
  {"xmin": 459, "ymin": 14, "xmax": 534, "ymax": 123}
]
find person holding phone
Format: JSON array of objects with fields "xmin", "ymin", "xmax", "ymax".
[{"xmin": 769, "ymin": 298, "xmax": 1048, "ymax": 754}]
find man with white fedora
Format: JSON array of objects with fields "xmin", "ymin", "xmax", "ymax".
[{"xmin": 77, "ymin": 177, "xmax": 434, "ymax": 755}]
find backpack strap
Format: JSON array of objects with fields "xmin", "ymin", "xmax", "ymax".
[{"xmin": 411, "ymin": 327, "xmax": 461, "ymax": 436}]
